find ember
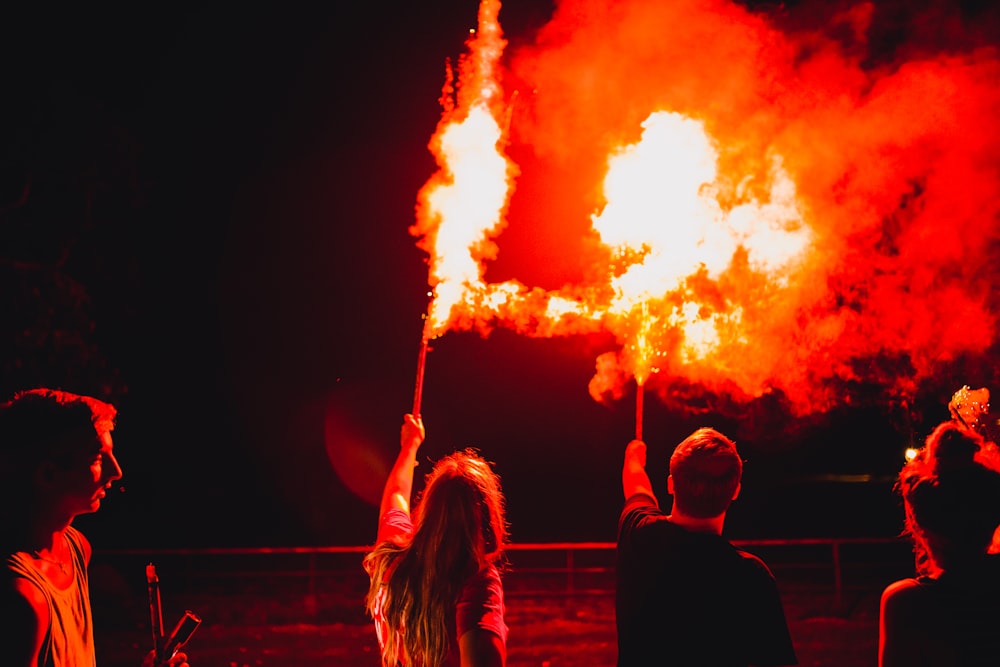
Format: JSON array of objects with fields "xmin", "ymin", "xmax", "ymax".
[{"xmin": 410, "ymin": 0, "xmax": 1000, "ymax": 421}]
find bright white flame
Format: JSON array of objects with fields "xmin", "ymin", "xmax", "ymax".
[
  {"xmin": 424, "ymin": 103, "xmax": 509, "ymax": 335},
  {"xmin": 595, "ymin": 111, "xmax": 811, "ymax": 311},
  {"xmin": 589, "ymin": 110, "xmax": 812, "ymax": 382}
]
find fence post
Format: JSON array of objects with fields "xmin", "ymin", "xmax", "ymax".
[
  {"xmin": 832, "ymin": 540, "xmax": 842, "ymax": 613},
  {"xmin": 304, "ymin": 552, "xmax": 318, "ymax": 618},
  {"xmin": 566, "ymin": 549, "xmax": 575, "ymax": 594}
]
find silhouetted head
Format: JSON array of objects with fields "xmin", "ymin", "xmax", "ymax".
[
  {"xmin": 898, "ymin": 420, "xmax": 1000, "ymax": 574},
  {"xmin": 0, "ymin": 388, "xmax": 116, "ymax": 483},
  {"xmin": 364, "ymin": 447, "xmax": 508, "ymax": 667},
  {"xmin": 411, "ymin": 448, "xmax": 508, "ymax": 565},
  {"xmin": 669, "ymin": 427, "xmax": 742, "ymax": 519}
]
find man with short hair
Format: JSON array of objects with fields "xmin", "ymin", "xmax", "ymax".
[
  {"xmin": 0, "ymin": 388, "xmax": 190, "ymax": 667},
  {"xmin": 616, "ymin": 427, "xmax": 797, "ymax": 666}
]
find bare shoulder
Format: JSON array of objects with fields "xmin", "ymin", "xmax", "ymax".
[
  {"xmin": 880, "ymin": 577, "xmax": 937, "ymax": 625},
  {"xmin": 67, "ymin": 525, "xmax": 93, "ymax": 563},
  {"xmin": 881, "ymin": 578, "xmax": 924, "ymax": 603}
]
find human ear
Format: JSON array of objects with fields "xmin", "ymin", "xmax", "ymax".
[{"xmin": 731, "ymin": 481, "xmax": 741, "ymax": 501}]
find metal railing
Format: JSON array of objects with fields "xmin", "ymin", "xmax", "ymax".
[{"xmin": 96, "ymin": 536, "xmax": 913, "ymax": 614}]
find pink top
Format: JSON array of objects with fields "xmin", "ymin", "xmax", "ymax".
[{"xmin": 371, "ymin": 508, "xmax": 507, "ymax": 666}]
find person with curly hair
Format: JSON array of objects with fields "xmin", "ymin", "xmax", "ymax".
[
  {"xmin": 0, "ymin": 388, "xmax": 190, "ymax": 667},
  {"xmin": 879, "ymin": 419, "xmax": 1000, "ymax": 666},
  {"xmin": 364, "ymin": 414, "xmax": 508, "ymax": 667}
]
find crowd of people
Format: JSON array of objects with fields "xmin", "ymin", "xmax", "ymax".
[
  {"xmin": 4, "ymin": 384, "xmax": 999, "ymax": 667},
  {"xmin": 364, "ymin": 388, "xmax": 1000, "ymax": 666}
]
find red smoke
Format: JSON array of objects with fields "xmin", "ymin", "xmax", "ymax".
[{"xmin": 472, "ymin": 0, "xmax": 1000, "ymax": 416}]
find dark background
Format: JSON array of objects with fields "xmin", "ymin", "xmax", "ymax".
[{"xmin": 2, "ymin": 0, "xmax": 997, "ymax": 549}]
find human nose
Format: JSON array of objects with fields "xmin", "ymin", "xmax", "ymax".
[{"xmin": 106, "ymin": 452, "xmax": 123, "ymax": 482}]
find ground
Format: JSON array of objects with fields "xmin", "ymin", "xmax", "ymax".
[{"xmin": 90, "ymin": 543, "xmax": 909, "ymax": 666}]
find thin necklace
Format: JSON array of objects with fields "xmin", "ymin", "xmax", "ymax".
[
  {"xmin": 32, "ymin": 535, "xmax": 70, "ymax": 575},
  {"xmin": 33, "ymin": 551, "xmax": 69, "ymax": 574}
]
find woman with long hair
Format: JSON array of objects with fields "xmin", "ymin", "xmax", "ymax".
[
  {"xmin": 364, "ymin": 414, "xmax": 508, "ymax": 667},
  {"xmin": 878, "ymin": 419, "xmax": 1000, "ymax": 666}
]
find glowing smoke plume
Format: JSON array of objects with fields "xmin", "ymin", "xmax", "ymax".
[
  {"xmin": 496, "ymin": 0, "xmax": 1000, "ymax": 414},
  {"xmin": 412, "ymin": 0, "xmax": 1000, "ymax": 417}
]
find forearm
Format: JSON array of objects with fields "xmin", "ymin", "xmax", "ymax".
[
  {"xmin": 622, "ymin": 440, "xmax": 654, "ymax": 500},
  {"xmin": 379, "ymin": 444, "xmax": 420, "ymax": 516}
]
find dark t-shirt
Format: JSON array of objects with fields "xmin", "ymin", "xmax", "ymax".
[{"xmin": 616, "ymin": 493, "xmax": 797, "ymax": 666}]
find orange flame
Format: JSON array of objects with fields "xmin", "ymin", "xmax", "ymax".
[
  {"xmin": 411, "ymin": 0, "xmax": 516, "ymax": 342},
  {"xmin": 410, "ymin": 0, "xmax": 1000, "ymax": 417},
  {"xmin": 590, "ymin": 111, "xmax": 810, "ymax": 399}
]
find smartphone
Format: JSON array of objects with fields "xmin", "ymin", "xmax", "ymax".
[{"xmin": 160, "ymin": 610, "xmax": 202, "ymax": 662}]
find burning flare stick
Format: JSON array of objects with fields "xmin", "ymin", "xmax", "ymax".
[
  {"xmin": 146, "ymin": 563, "xmax": 202, "ymax": 666},
  {"xmin": 408, "ymin": 0, "xmax": 511, "ymax": 418},
  {"xmin": 635, "ymin": 381, "xmax": 644, "ymax": 441},
  {"xmin": 412, "ymin": 337, "xmax": 429, "ymax": 417}
]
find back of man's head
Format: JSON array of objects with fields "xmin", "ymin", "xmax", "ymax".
[
  {"xmin": 0, "ymin": 388, "xmax": 116, "ymax": 476},
  {"xmin": 669, "ymin": 427, "xmax": 742, "ymax": 519}
]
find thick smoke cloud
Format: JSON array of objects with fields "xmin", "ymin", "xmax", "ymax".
[{"xmin": 485, "ymin": 0, "xmax": 1000, "ymax": 418}]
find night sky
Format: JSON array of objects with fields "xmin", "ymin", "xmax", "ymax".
[{"xmin": 3, "ymin": 1, "xmax": 999, "ymax": 549}]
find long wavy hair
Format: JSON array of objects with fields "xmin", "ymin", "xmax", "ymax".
[
  {"xmin": 897, "ymin": 420, "xmax": 1000, "ymax": 577},
  {"xmin": 364, "ymin": 448, "xmax": 508, "ymax": 667}
]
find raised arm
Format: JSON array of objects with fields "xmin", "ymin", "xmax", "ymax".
[
  {"xmin": 378, "ymin": 413, "xmax": 425, "ymax": 519},
  {"xmin": 622, "ymin": 439, "xmax": 655, "ymax": 500}
]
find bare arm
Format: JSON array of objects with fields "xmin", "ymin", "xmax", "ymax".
[
  {"xmin": 878, "ymin": 581, "xmax": 923, "ymax": 667},
  {"xmin": 4, "ymin": 579, "xmax": 48, "ymax": 667},
  {"xmin": 378, "ymin": 413, "xmax": 425, "ymax": 519},
  {"xmin": 459, "ymin": 628, "xmax": 506, "ymax": 667},
  {"xmin": 622, "ymin": 439, "xmax": 655, "ymax": 500},
  {"xmin": 879, "ymin": 587, "xmax": 903, "ymax": 667}
]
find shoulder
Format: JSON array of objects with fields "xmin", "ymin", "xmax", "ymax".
[
  {"xmin": 461, "ymin": 564, "xmax": 505, "ymax": 605},
  {"xmin": 375, "ymin": 508, "xmax": 413, "ymax": 546},
  {"xmin": 727, "ymin": 544, "xmax": 780, "ymax": 582},
  {"xmin": 735, "ymin": 548, "xmax": 775, "ymax": 574},
  {"xmin": 622, "ymin": 492, "xmax": 659, "ymax": 513},
  {"xmin": 65, "ymin": 525, "xmax": 92, "ymax": 563},
  {"xmin": 882, "ymin": 578, "xmax": 928, "ymax": 600},
  {"xmin": 729, "ymin": 548, "xmax": 786, "ymax": 595},
  {"xmin": 618, "ymin": 493, "xmax": 671, "ymax": 548},
  {"xmin": 457, "ymin": 565, "xmax": 508, "ymax": 644},
  {"xmin": 881, "ymin": 577, "xmax": 926, "ymax": 603},
  {"xmin": 619, "ymin": 493, "xmax": 664, "ymax": 528},
  {"xmin": 881, "ymin": 577, "xmax": 936, "ymax": 622}
]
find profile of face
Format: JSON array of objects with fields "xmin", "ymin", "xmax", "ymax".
[{"xmin": 48, "ymin": 427, "xmax": 124, "ymax": 518}]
